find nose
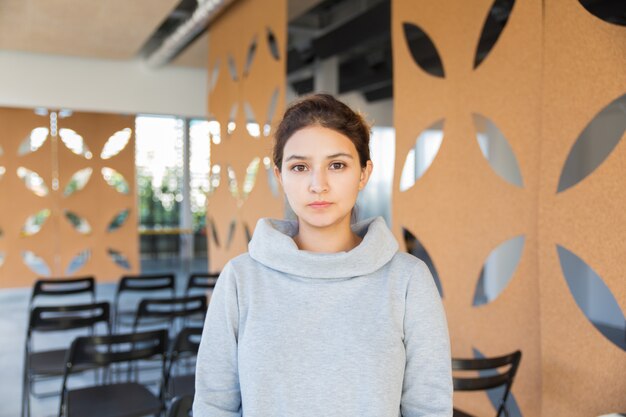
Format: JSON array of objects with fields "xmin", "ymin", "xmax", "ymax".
[{"xmin": 309, "ymin": 168, "xmax": 329, "ymax": 194}]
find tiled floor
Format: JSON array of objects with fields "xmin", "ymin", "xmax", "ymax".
[{"xmin": 0, "ymin": 257, "xmax": 208, "ymax": 417}]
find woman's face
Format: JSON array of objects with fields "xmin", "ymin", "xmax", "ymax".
[{"xmin": 275, "ymin": 125, "xmax": 372, "ymax": 231}]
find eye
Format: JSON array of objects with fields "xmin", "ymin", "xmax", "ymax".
[
  {"xmin": 290, "ymin": 164, "xmax": 307, "ymax": 172},
  {"xmin": 330, "ymin": 162, "xmax": 346, "ymax": 170}
]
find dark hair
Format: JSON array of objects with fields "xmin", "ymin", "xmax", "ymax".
[{"xmin": 273, "ymin": 94, "xmax": 371, "ymax": 171}]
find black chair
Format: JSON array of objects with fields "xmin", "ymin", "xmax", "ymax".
[
  {"xmin": 59, "ymin": 329, "xmax": 168, "ymax": 417},
  {"xmin": 184, "ymin": 273, "xmax": 219, "ymax": 297},
  {"xmin": 22, "ymin": 302, "xmax": 110, "ymax": 417},
  {"xmin": 452, "ymin": 350, "xmax": 522, "ymax": 417},
  {"xmin": 29, "ymin": 276, "xmax": 96, "ymax": 309},
  {"xmin": 113, "ymin": 273, "xmax": 175, "ymax": 331},
  {"xmin": 166, "ymin": 395, "xmax": 193, "ymax": 417},
  {"xmin": 164, "ymin": 327, "xmax": 203, "ymax": 401},
  {"xmin": 132, "ymin": 296, "xmax": 208, "ymax": 336}
]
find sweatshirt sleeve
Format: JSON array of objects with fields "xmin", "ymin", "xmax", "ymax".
[
  {"xmin": 400, "ymin": 260, "xmax": 453, "ymax": 417},
  {"xmin": 193, "ymin": 262, "xmax": 242, "ymax": 417}
]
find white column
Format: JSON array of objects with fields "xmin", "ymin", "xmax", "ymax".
[
  {"xmin": 180, "ymin": 118, "xmax": 194, "ymax": 260},
  {"xmin": 314, "ymin": 56, "xmax": 339, "ymax": 95}
]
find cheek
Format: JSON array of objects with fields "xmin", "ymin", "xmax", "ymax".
[{"xmin": 280, "ymin": 175, "xmax": 304, "ymax": 199}]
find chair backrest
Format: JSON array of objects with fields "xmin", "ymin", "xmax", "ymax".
[
  {"xmin": 171, "ymin": 326, "xmax": 203, "ymax": 357},
  {"xmin": 66, "ymin": 329, "xmax": 168, "ymax": 369},
  {"xmin": 133, "ymin": 296, "xmax": 208, "ymax": 330},
  {"xmin": 185, "ymin": 273, "xmax": 219, "ymax": 295},
  {"xmin": 166, "ymin": 395, "xmax": 193, "ymax": 417},
  {"xmin": 116, "ymin": 273, "xmax": 176, "ymax": 295},
  {"xmin": 27, "ymin": 302, "xmax": 110, "ymax": 337},
  {"xmin": 452, "ymin": 350, "xmax": 522, "ymax": 417},
  {"xmin": 29, "ymin": 276, "xmax": 95, "ymax": 308},
  {"xmin": 60, "ymin": 329, "xmax": 168, "ymax": 415},
  {"xmin": 114, "ymin": 274, "xmax": 176, "ymax": 325},
  {"xmin": 164, "ymin": 327, "xmax": 203, "ymax": 393}
]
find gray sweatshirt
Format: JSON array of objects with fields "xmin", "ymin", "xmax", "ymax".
[{"xmin": 194, "ymin": 216, "xmax": 452, "ymax": 417}]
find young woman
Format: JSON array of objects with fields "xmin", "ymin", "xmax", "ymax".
[{"xmin": 194, "ymin": 94, "xmax": 452, "ymax": 417}]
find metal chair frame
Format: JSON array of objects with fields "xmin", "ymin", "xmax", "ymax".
[
  {"xmin": 58, "ymin": 329, "xmax": 168, "ymax": 417},
  {"xmin": 452, "ymin": 350, "xmax": 522, "ymax": 417},
  {"xmin": 22, "ymin": 302, "xmax": 110, "ymax": 417},
  {"xmin": 113, "ymin": 274, "xmax": 175, "ymax": 331}
]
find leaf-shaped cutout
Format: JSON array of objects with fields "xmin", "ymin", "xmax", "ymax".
[
  {"xmin": 101, "ymin": 167, "xmax": 130, "ymax": 194},
  {"xmin": 472, "ymin": 347, "xmax": 524, "ymax": 417},
  {"xmin": 557, "ymin": 93, "xmax": 626, "ymax": 193},
  {"xmin": 557, "ymin": 244, "xmax": 626, "ymax": 351},
  {"xmin": 474, "ymin": 0, "xmax": 516, "ymax": 69},
  {"xmin": 403, "ymin": 227, "xmax": 443, "ymax": 297},
  {"xmin": 209, "ymin": 217, "xmax": 220, "ymax": 247},
  {"xmin": 209, "ymin": 59, "xmax": 220, "ymax": 92},
  {"xmin": 18, "ymin": 127, "xmax": 49, "ymax": 156},
  {"xmin": 22, "ymin": 209, "xmax": 51, "ymax": 236},
  {"xmin": 242, "ymin": 157, "xmax": 261, "ymax": 199},
  {"xmin": 64, "ymin": 210, "xmax": 92, "ymax": 234},
  {"xmin": 22, "ymin": 250, "xmax": 51, "ymax": 276},
  {"xmin": 0, "ymin": 251, "xmax": 5, "ymax": 268},
  {"xmin": 243, "ymin": 35, "xmax": 257, "ymax": 77},
  {"xmin": 59, "ymin": 128, "xmax": 92, "ymax": 159},
  {"xmin": 227, "ymin": 54, "xmax": 238, "ymax": 81},
  {"xmin": 267, "ymin": 27, "xmax": 280, "ymax": 60},
  {"xmin": 244, "ymin": 102, "xmax": 261, "ymax": 138},
  {"xmin": 17, "ymin": 167, "xmax": 49, "ymax": 197},
  {"xmin": 263, "ymin": 156, "xmax": 280, "ymax": 197},
  {"xmin": 101, "ymin": 128, "xmax": 132, "ymax": 159},
  {"xmin": 226, "ymin": 219, "xmax": 237, "ymax": 249},
  {"xmin": 63, "ymin": 167, "xmax": 93, "ymax": 197},
  {"xmin": 58, "ymin": 109, "xmax": 73, "ymax": 118},
  {"xmin": 208, "ymin": 119, "xmax": 222, "ymax": 144},
  {"xmin": 577, "ymin": 1, "xmax": 626, "ymax": 26},
  {"xmin": 472, "ymin": 113, "xmax": 524, "ymax": 187},
  {"xmin": 264, "ymin": 88, "xmax": 279, "ymax": 137},
  {"xmin": 402, "ymin": 22, "xmax": 445, "ymax": 78},
  {"xmin": 226, "ymin": 165, "xmax": 239, "ymax": 199},
  {"xmin": 243, "ymin": 222, "xmax": 252, "ymax": 243},
  {"xmin": 66, "ymin": 249, "xmax": 91, "ymax": 275},
  {"xmin": 227, "ymin": 103, "xmax": 238, "ymax": 135},
  {"xmin": 399, "ymin": 119, "xmax": 444, "ymax": 192},
  {"xmin": 0, "ymin": 144, "xmax": 4, "ymax": 156},
  {"xmin": 0, "ymin": 166, "xmax": 5, "ymax": 181},
  {"xmin": 473, "ymin": 235, "xmax": 525, "ymax": 306},
  {"xmin": 108, "ymin": 248, "xmax": 131, "ymax": 270},
  {"xmin": 107, "ymin": 208, "xmax": 130, "ymax": 232}
]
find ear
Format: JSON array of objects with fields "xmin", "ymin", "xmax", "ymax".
[
  {"xmin": 358, "ymin": 160, "xmax": 373, "ymax": 191},
  {"xmin": 273, "ymin": 165, "xmax": 284, "ymax": 188}
]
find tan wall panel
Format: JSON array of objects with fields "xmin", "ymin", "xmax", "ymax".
[
  {"xmin": 0, "ymin": 107, "xmax": 138, "ymax": 287},
  {"xmin": 392, "ymin": 1, "xmax": 542, "ymax": 416},
  {"xmin": 0, "ymin": 108, "xmax": 57, "ymax": 286},
  {"xmin": 207, "ymin": 0, "xmax": 286, "ymax": 272},
  {"xmin": 58, "ymin": 111, "xmax": 139, "ymax": 282},
  {"xmin": 540, "ymin": 1, "xmax": 626, "ymax": 416}
]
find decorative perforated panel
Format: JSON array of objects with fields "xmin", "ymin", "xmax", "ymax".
[
  {"xmin": 393, "ymin": 0, "xmax": 625, "ymax": 416},
  {"xmin": 0, "ymin": 107, "xmax": 139, "ymax": 287},
  {"xmin": 206, "ymin": 0, "xmax": 286, "ymax": 272}
]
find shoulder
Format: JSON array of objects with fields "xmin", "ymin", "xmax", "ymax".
[{"xmin": 389, "ymin": 251, "xmax": 431, "ymax": 276}]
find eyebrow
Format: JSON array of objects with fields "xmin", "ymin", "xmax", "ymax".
[{"xmin": 284, "ymin": 152, "xmax": 354, "ymax": 162}]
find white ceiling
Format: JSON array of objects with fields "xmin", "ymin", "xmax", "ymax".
[
  {"xmin": 0, "ymin": 0, "xmax": 180, "ymax": 59},
  {"xmin": 0, "ymin": 0, "xmax": 327, "ymax": 68}
]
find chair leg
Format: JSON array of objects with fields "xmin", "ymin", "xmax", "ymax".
[{"xmin": 21, "ymin": 352, "xmax": 30, "ymax": 417}]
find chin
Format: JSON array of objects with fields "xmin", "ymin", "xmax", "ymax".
[{"xmin": 296, "ymin": 209, "xmax": 352, "ymax": 230}]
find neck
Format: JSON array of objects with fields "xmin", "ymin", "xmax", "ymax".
[{"xmin": 294, "ymin": 216, "xmax": 362, "ymax": 253}]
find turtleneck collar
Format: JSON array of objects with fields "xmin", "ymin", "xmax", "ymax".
[{"xmin": 248, "ymin": 216, "xmax": 398, "ymax": 279}]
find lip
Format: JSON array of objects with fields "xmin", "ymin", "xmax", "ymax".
[{"xmin": 308, "ymin": 201, "xmax": 332, "ymax": 208}]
